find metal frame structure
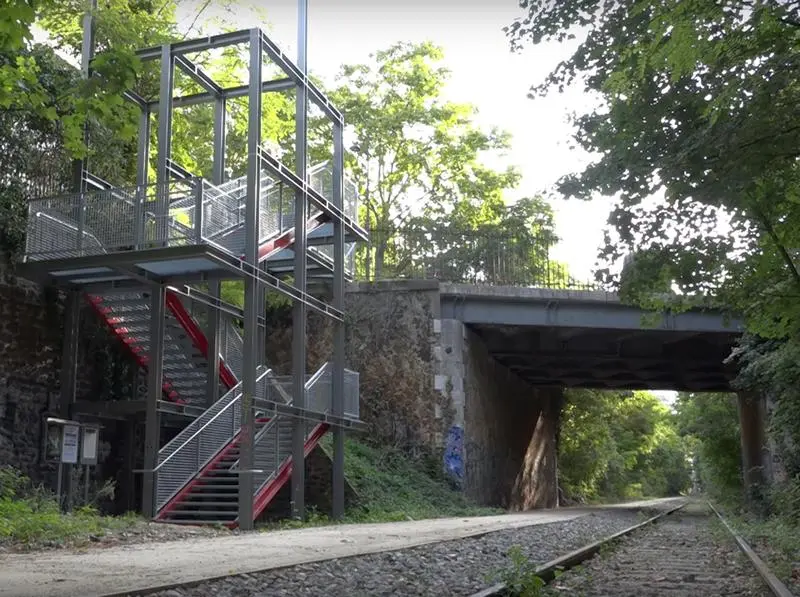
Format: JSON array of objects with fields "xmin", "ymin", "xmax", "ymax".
[{"xmin": 22, "ymin": 2, "xmax": 366, "ymax": 528}]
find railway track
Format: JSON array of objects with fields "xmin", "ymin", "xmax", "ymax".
[{"xmin": 470, "ymin": 500, "xmax": 794, "ymax": 597}]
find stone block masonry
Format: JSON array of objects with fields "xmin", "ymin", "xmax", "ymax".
[{"xmin": 0, "ymin": 262, "xmax": 138, "ymax": 508}]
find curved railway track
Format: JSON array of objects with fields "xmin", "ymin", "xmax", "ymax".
[{"xmin": 470, "ymin": 500, "xmax": 794, "ymax": 597}]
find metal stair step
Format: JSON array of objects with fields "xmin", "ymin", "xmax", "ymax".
[
  {"xmin": 161, "ymin": 519, "xmax": 236, "ymax": 525},
  {"xmin": 173, "ymin": 501, "xmax": 238, "ymax": 508},
  {"xmin": 165, "ymin": 511, "xmax": 238, "ymax": 518},
  {"xmin": 187, "ymin": 491, "xmax": 238, "ymax": 498}
]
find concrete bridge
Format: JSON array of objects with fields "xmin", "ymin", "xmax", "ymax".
[{"xmin": 348, "ymin": 280, "xmax": 758, "ymax": 512}]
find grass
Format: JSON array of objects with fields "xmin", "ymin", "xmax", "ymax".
[
  {"xmin": 0, "ymin": 466, "xmax": 141, "ymax": 551},
  {"xmin": 729, "ymin": 515, "xmax": 800, "ymax": 588},
  {"xmin": 264, "ymin": 437, "xmax": 502, "ymax": 530}
]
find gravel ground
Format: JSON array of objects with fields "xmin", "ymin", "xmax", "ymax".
[
  {"xmin": 137, "ymin": 505, "xmax": 674, "ymax": 597},
  {"xmin": 545, "ymin": 502, "xmax": 771, "ymax": 597}
]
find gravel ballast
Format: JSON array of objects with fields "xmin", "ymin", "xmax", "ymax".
[
  {"xmin": 546, "ymin": 503, "xmax": 771, "ymax": 597},
  {"xmin": 138, "ymin": 505, "xmax": 673, "ymax": 597}
]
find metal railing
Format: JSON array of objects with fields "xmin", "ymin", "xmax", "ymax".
[
  {"xmin": 24, "ymin": 162, "xmax": 360, "ymax": 264},
  {"xmin": 360, "ymin": 227, "xmax": 602, "ymax": 291},
  {"xmin": 153, "ymin": 365, "xmax": 271, "ymax": 511},
  {"xmin": 246, "ymin": 363, "xmax": 360, "ymax": 496}
]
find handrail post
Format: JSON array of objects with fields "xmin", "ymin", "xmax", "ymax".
[
  {"xmin": 76, "ymin": 193, "xmax": 85, "ymax": 255},
  {"xmin": 195, "ymin": 177, "xmax": 204, "ymax": 244}
]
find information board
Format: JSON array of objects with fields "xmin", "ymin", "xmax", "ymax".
[{"xmin": 60, "ymin": 424, "xmax": 80, "ymax": 464}]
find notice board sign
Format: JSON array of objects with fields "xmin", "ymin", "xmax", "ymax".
[
  {"xmin": 80, "ymin": 426, "xmax": 99, "ymax": 465},
  {"xmin": 60, "ymin": 424, "xmax": 80, "ymax": 464}
]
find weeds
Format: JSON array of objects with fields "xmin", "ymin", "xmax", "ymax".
[
  {"xmin": 0, "ymin": 466, "xmax": 139, "ymax": 550},
  {"xmin": 489, "ymin": 545, "xmax": 546, "ymax": 597}
]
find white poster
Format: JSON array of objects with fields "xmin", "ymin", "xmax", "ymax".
[
  {"xmin": 81, "ymin": 427, "xmax": 99, "ymax": 464},
  {"xmin": 61, "ymin": 424, "xmax": 79, "ymax": 464}
]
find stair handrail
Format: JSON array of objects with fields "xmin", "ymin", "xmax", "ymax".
[
  {"xmin": 230, "ymin": 362, "xmax": 330, "ymax": 471},
  {"xmin": 153, "ymin": 366, "xmax": 278, "ymax": 511}
]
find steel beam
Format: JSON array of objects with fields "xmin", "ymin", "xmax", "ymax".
[
  {"xmin": 136, "ymin": 29, "xmax": 250, "ymax": 61},
  {"xmin": 290, "ymin": 0, "xmax": 309, "ymax": 522},
  {"xmin": 148, "ymin": 78, "xmax": 294, "ymax": 111},
  {"xmin": 206, "ymin": 281, "xmax": 221, "ymax": 408},
  {"xmin": 258, "ymin": 30, "xmax": 342, "ymax": 124},
  {"xmin": 252, "ymin": 398, "xmax": 367, "ymax": 431},
  {"xmin": 257, "ymin": 147, "xmax": 367, "ymax": 241},
  {"xmin": 238, "ymin": 29, "xmax": 262, "ymax": 531},
  {"xmin": 142, "ymin": 286, "xmax": 166, "ymax": 518},
  {"xmin": 175, "ymin": 54, "xmax": 223, "ymax": 96},
  {"xmin": 441, "ymin": 295, "xmax": 743, "ymax": 333},
  {"xmin": 332, "ymin": 121, "xmax": 346, "ymax": 520}
]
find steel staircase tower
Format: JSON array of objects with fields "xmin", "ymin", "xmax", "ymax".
[{"xmin": 20, "ymin": 8, "xmax": 367, "ymax": 528}]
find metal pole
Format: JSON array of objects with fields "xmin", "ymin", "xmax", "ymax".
[
  {"xmin": 71, "ymin": 0, "xmax": 96, "ymax": 193},
  {"xmin": 291, "ymin": 0, "xmax": 309, "ymax": 522},
  {"xmin": 213, "ymin": 99, "xmax": 227, "ymax": 184},
  {"xmin": 238, "ymin": 28, "xmax": 262, "ymax": 531},
  {"xmin": 206, "ymin": 280, "xmax": 222, "ymax": 408},
  {"xmin": 142, "ymin": 286, "xmax": 166, "ymax": 518},
  {"xmin": 156, "ymin": 44, "xmax": 174, "ymax": 246},
  {"xmin": 59, "ymin": 290, "xmax": 80, "ymax": 510},
  {"xmin": 332, "ymin": 122, "xmax": 346, "ymax": 519},
  {"xmin": 134, "ymin": 108, "xmax": 150, "ymax": 248}
]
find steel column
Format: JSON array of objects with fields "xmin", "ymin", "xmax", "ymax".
[
  {"xmin": 58, "ymin": 290, "xmax": 81, "ymax": 511},
  {"xmin": 71, "ymin": 0, "xmax": 96, "ymax": 194},
  {"xmin": 206, "ymin": 280, "xmax": 221, "ymax": 408},
  {"xmin": 291, "ymin": 0, "xmax": 309, "ymax": 521},
  {"xmin": 332, "ymin": 122, "xmax": 346, "ymax": 519},
  {"xmin": 134, "ymin": 107, "xmax": 150, "ymax": 248},
  {"xmin": 212, "ymin": 99, "xmax": 226, "ymax": 184},
  {"xmin": 238, "ymin": 29, "xmax": 262, "ymax": 530},
  {"xmin": 155, "ymin": 44, "xmax": 174, "ymax": 246},
  {"xmin": 142, "ymin": 286, "xmax": 166, "ymax": 518}
]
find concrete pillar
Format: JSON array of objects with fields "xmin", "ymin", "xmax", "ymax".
[{"xmin": 737, "ymin": 391, "xmax": 768, "ymax": 506}]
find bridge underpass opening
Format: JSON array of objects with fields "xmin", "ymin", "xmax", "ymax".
[{"xmin": 438, "ymin": 316, "xmax": 743, "ymax": 511}]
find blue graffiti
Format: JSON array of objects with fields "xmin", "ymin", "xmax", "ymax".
[{"xmin": 443, "ymin": 425, "xmax": 464, "ymax": 488}]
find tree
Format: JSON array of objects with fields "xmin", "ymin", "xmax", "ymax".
[
  {"xmin": 558, "ymin": 389, "xmax": 690, "ymax": 502},
  {"xmin": 507, "ymin": 1, "xmax": 800, "ymax": 337},
  {"xmin": 397, "ymin": 196, "xmax": 574, "ymax": 286},
  {"xmin": 328, "ymin": 41, "xmax": 519, "ymax": 280},
  {"xmin": 674, "ymin": 392, "xmax": 742, "ymax": 501}
]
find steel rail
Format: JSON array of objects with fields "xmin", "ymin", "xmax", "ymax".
[
  {"xmin": 708, "ymin": 501, "xmax": 795, "ymax": 597},
  {"xmin": 470, "ymin": 500, "xmax": 796, "ymax": 597},
  {"xmin": 467, "ymin": 501, "xmax": 688, "ymax": 597}
]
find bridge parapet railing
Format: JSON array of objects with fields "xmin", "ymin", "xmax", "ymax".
[{"xmin": 359, "ymin": 227, "xmax": 602, "ymax": 291}]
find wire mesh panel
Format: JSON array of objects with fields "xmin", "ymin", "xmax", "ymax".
[
  {"xmin": 153, "ymin": 365, "xmax": 270, "ymax": 512},
  {"xmin": 24, "ymin": 180, "xmax": 203, "ymax": 260},
  {"xmin": 221, "ymin": 316, "xmax": 244, "ymax": 381}
]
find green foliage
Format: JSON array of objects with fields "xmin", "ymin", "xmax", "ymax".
[
  {"xmin": 328, "ymin": 41, "xmax": 524, "ymax": 281},
  {"xmin": 674, "ymin": 392, "xmax": 742, "ymax": 503},
  {"xmin": 490, "ymin": 545, "xmax": 545, "ymax": 597},
  {"xmin": 320, "ymin": 436, "xmax": 500, "ymax": 521},
  {"xmin": 731, "ymin": 335, "xmax": 800, "ymax": 480},
  {"xmin": 0, "ymin": 466, "xmax": 138, "ymax": 550},
  {"xmin": 508, "ymin": 1, "xmax": 800, "ymax": 337},
  {"xmin": 558, "ymin": 390, "xmax": 691, "ymax": 502}
]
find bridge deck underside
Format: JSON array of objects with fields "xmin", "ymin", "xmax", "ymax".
[{"xmin": 470, "ymin": 323, "xmax": 738, "ymax": 392}]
